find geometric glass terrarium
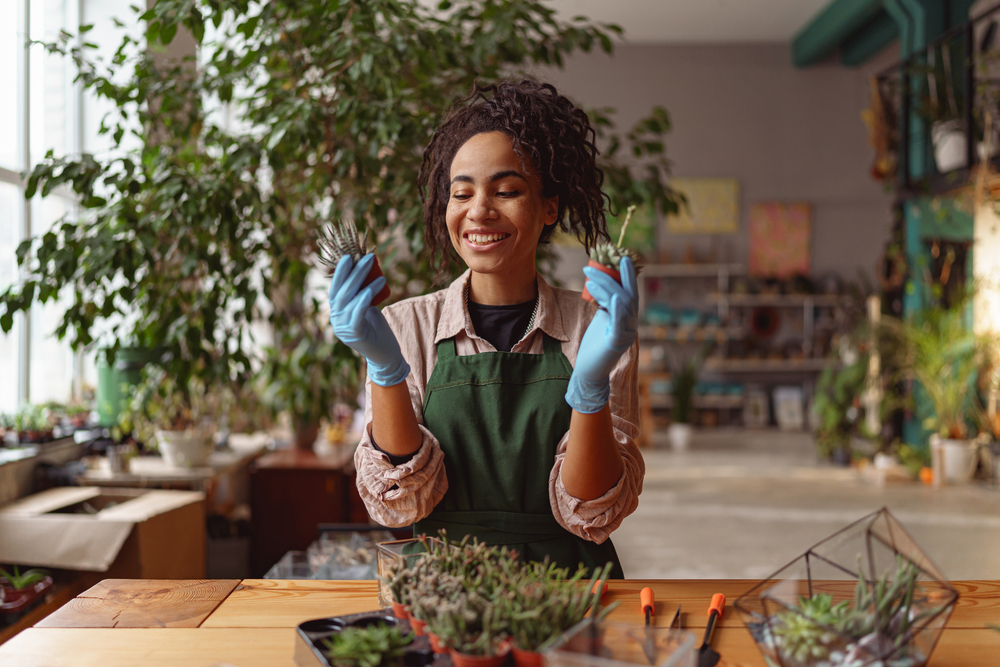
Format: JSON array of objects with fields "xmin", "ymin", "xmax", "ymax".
[
  {"xmin": 734, "ymin": 507, "xmax": 958, "ymax": 667},
  {"xmin": 375, "ymin": 537, "xmax": 448, "ymax": 608}
]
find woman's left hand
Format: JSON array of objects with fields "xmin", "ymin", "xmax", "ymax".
[{"xmin": 566, "ymin": 256, "xmax": 639, "ymax": 413}]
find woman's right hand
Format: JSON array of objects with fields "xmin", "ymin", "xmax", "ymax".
[{"xmin": 328, "ymin": 254, "xmax": 410, "ymax": 387}]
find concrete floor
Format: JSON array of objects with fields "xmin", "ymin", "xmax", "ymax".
[{"xmin": 615, "ymin": 428, "xmax": 1000, "ymax": 580}]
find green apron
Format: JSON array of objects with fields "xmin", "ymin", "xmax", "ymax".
[{"xmin": 414, "ymin": 332, "xmax": 624, "ymax": 578}]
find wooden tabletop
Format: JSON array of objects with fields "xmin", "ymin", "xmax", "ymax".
[{"xmin": 1, "ymin": 579, "xmax": 998, "ymax": 667}]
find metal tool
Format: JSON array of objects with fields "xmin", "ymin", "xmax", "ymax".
[
  {"xmin": 698, "ymin": 593, "xmax": 725, "ymax": 667},
  {"xmin": 669, "ymin": 604, "xmax": 681, "ymax": 630},
  {"xmin": 640, "ymin": 587, "xmax": 656, "ymax": 665}
]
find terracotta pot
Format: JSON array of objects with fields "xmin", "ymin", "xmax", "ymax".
[
  {"xmin": 511, "ymin": 646, "xmax": 544, "ymax": 667},
  {"xmin": 448, "ymin": 646, "xmax": 510, "ymax": 667},
  {"xmin": 410, "ymin": 617, "xmax": 427, "ymax": 636},
  {"xmin": 428, "ymin": 632, "xmax": 448, "ymax": 654},
  {"xmin": 581, "ymin": 260, "xmax": 621, "ymax": 303},
  {"xmin": 391, "ymin": 601, "xmax": 410, "ymax": 620},
  {"xmin": 361, "ymin": 256, "xmax": 391, "ymax": 307}
]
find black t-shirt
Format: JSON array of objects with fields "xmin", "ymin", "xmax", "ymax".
[{"xmin": 467, "ymin": 298, "xmax": 535, "ymax": 353}]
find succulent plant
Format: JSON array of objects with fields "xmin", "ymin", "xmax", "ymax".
[
  {"xmin": 588, "ymin": 205, "xmax": 644, "ymax": 275},
  {"xmin": 0, "ymin": 565, "xmax": 49, "ymax": 591},
  {"xmin": 317, "ymin": 219, "xmax": 370, "ymax": 276},
  {"xmin": 324, "ymin": 624, "xmax": 414, "ymax": 667}
]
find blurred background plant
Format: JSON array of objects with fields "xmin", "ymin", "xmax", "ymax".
[{"xmin": 0, "ymin": 0, "xmax": 682, "ymax": 446}]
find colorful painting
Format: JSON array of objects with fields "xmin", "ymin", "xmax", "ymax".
[
  {"xmin": 667, "ymin": 178, "xmax": 739, "ymax": 234},
  {"xmin": 748, "ymin": 202, "xmax": 811, "ymax": 278}
]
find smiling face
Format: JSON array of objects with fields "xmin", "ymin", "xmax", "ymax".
[{"xmin": 446, "ymin": 131, "xmax": 558, "ymax": 283}]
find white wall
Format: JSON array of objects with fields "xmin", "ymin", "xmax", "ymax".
[{"xmin": 536, "ymin": 43, "xmax": 897, "ymax": 289}]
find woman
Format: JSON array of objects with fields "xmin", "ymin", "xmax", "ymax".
[{"xmin": 329, "ymin": 80, "xmax": 642, "ymax": 577}]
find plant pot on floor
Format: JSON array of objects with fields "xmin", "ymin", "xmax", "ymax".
[
  {"xmin": 156, "ymin": 429, "xmax": 213, "ymax": 468},
  {"xmin": 939, "ymin": 438, "xmax": 976, "ymax": 483},
  {"xmin": 667, "ymin": 422, "xmax": 692, "ymax": 451},
  {"xmin": 932, "ymin": 120, "xmax": 967, "ymax": 173}
]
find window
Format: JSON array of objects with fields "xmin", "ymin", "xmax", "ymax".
[{"xmin": 0, "ymin": 0, "xmax": 83, "ymax": 411}]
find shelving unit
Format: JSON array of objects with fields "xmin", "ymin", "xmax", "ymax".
[{"xmin": 636, "ymin": 263, "xmax": 854, "ymax": 436}]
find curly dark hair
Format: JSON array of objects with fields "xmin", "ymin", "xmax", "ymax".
[{"xmin": 418, "ymin": 79, "xmax": 610, "ymax": 276}]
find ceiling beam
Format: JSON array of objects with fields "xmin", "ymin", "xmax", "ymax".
[{"xmin": 792, "ymin": 0, "xmax": 885, "ymax": 67}]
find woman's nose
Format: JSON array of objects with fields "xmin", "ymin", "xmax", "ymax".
[{"xmin": 467, "ymin": 194, "xmax": 495, "ymax": 222}]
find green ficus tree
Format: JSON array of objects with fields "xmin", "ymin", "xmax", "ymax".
[{"xmin": 2, "ymin": 0, "xmax": 681, "ymax": 432}]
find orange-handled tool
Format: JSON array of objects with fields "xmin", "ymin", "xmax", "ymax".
[
  {"xmin": 698, "ymin": 593, "xmax": 725, "ymax": 667},
  {"xmin": 640, "ymin": 587, "xmax": 656, "ymax": 665},
  {"xmin": 591, "ymin": 580, "xmax": 608, "ymax": 597},
  {"xmin": 640, "ymin": 587, "xmax": 655, "ymax": 624}
]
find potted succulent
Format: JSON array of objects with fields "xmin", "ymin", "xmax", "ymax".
[
  {"xmin": 12, "ymin": 405, "xmax": 54, "ymax": 444},
  {"xmin": 429, "ymin": 593, "xmax": 509, "ymax": 667},
  {"xmin": 582, "ymin": 205, "xmax": 643, "ymax": 302},
  {"xmin": 0, "ymin": 565, "xmax": 53, "ymax": 623},
  {"xmin": 323, "ymin": 624, "xmax": 414, "ymax": 667},
  {"xmin": 317, "ymin": 220, "xmax": 390, "ymax": 307}
]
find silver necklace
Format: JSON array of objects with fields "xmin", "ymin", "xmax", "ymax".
[{"xmin": 464, "ymin": 279, "xmax": 538, "ymax": 337}]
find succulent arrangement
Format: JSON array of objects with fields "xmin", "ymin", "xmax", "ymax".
[
  {"xmin": 2, "ymin": 405, "xmax": 55, "ymax": 443},
  {"xmin": 763, "ymin": 557, "xmax": 943, "ymax": 667},
  {"xmin": 317, "ymin": 219, "xmax": 391, "ymax": 306},
  {"xmin": 588, "ymin": 205, "xmax": 644, "ymax": 275},
  {"xmin": 317, "ymin": 219, "xmax": 370, "ymax": 273},
  {"xmin": 382, "ymin": 532, "xmax": 618, "ymax": 659},
  {"xmin": 324, "ymin": 624, "xmax": 414, "ymax": 667}
]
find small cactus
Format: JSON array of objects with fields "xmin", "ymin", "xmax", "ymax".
[
  {"xmin": 317, "ymin": 219, "xmax": 369, "ymax": 276},
  {"xmin": 588, "ymin": 204, "xmax": 643, "ymax": 275}
]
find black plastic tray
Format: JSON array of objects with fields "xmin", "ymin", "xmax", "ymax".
[{"xmin": 293, "ymin": 610, "xmax": 441, "ymax": 667}]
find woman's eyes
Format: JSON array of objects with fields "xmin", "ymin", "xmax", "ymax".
[{"xmin": 451, "ymin": 190, "xmax": 520, "ymax": 200}]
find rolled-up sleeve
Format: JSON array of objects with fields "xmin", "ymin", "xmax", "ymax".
[
  {"xmin": 549, "ymin": 341, "xmax": 643, "ymax": 543},
  {"xmin": 353, "ymin": 304, "xmax": 449, "ymax": 528}
]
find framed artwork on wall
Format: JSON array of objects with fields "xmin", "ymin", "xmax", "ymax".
[
  {"xmin": 666, "ymin": 178, "xmax": 739, "ymax": 234},
  {"xmin": 748, "ymin": 202, "xmax": 811, "ymax": 277}
]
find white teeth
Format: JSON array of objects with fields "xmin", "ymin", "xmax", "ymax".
[{"xmin": 468, "ymin": 233, "xmax": 506, "ymax": 244}]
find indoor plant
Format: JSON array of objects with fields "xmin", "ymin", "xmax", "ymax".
[
  {"xmin": 317, "ymin": 220, "xmax": 390, "ymax": 307},
  {"xmin": 0, "ymin": 565, "xmax": 53, "ymax": 624},
  {"xmin": 812, "ymin": 348, "xmax": 868, "ymax": 465},
  {"xmin": 323, "ymin": 624, "xmax": 414, "ymax": 667},
  {"xmin": 582, "ymin": 205, "xmax": 643, "ymax": 303},
  {"xmin": 2, "ymin": 0, "xmax": 681, "ymax": 454},
  {"xmin": 881, "ymin": 291, "xmax": 996, "ymax": 482},
  {"xmin": 668, "ymin": 357, "xmax": 699, "ymax": 451}
]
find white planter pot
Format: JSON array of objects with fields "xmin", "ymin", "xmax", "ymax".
[
  {"xmin": 932, "ymin": 120, "xmax": 967, "ymax": 172},
  {"xmin": 668, "ymin": 423, "xmax": 693, "ymax": 452},
  {"xmin": 157, "ymin": 429, "xmax": 213, "ymax": 468},
  {"xmin": 939, "ymin": 438, "xmax": 977, "ymax": 483}
]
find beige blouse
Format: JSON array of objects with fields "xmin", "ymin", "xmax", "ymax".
[{"xmin": 353, "ymin": 269, "xmax": 643, "ymax": 544}]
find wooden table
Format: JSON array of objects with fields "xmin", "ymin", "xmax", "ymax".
[{"xmin": 1, "ymin": 579, "xmax": 998, "ymax": 666}]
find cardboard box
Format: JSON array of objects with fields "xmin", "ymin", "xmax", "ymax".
[{"xmin": 0, "ymin": 487, "xmax": 205, "ymax": 581}]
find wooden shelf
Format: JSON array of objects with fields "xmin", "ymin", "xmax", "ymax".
[
  {"xmin": 645, "ymin": 394, "xmax": 745, "ymax": 409},
  {"xmin": 640, "ymin": 263, "xmax": 743, "ymax": 277},
  {"xmin": 638, "ymin": 325, "xmax": 745, "ymax": 342},
  {"xmin": 703, "ymin": 358, "xmax": 834, "ymax": 372},
  {"xmin": 708, "ymin": 293, "xmax": 851, "ymax": 307}
]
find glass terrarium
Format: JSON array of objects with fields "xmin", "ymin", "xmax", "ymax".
[
  {"xmin": 544, "ymin": 618, "xmax": 696, "ymax": 667},
  {"xmin": 734, "ymin": 507, "xmax": 958, "ymax": 667},
  {"xmin": 375, "ymin": 537, "xmax": 446, "ymax": 608}
]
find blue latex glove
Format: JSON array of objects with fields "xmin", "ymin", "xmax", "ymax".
[
  {"xmin": 566, "ymin": 256, "xmax": 639, "ymax": 413},
  {"xmin": 328, "ymin": 254, "xmax": 410, "ymax": 387}
]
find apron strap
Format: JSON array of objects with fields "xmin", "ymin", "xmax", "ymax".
[{"xmin": 436, "ymin": 337, "xmax": 458, "ymax": 361}]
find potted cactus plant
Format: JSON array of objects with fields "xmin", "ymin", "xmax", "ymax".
[
  {"xmin": 317, "ymin": 219, "xmax": 390, "ymax": 306},
  {"xmin": 582, "ymin": 205, "xmax": 643, "ymax": 303}
]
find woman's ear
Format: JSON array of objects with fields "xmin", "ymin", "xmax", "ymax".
[{"xmin": 544, "ymin": 196, "xmax": 559, "ymax": 226}]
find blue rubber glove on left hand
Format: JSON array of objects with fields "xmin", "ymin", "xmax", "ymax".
[
  {"xmin": 328, "ymin": 254, "xmax": 410, "ymax": 387},
  {"xmin": 566, "ymin": 256, "xmax": 639, "ymax": 413}
]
